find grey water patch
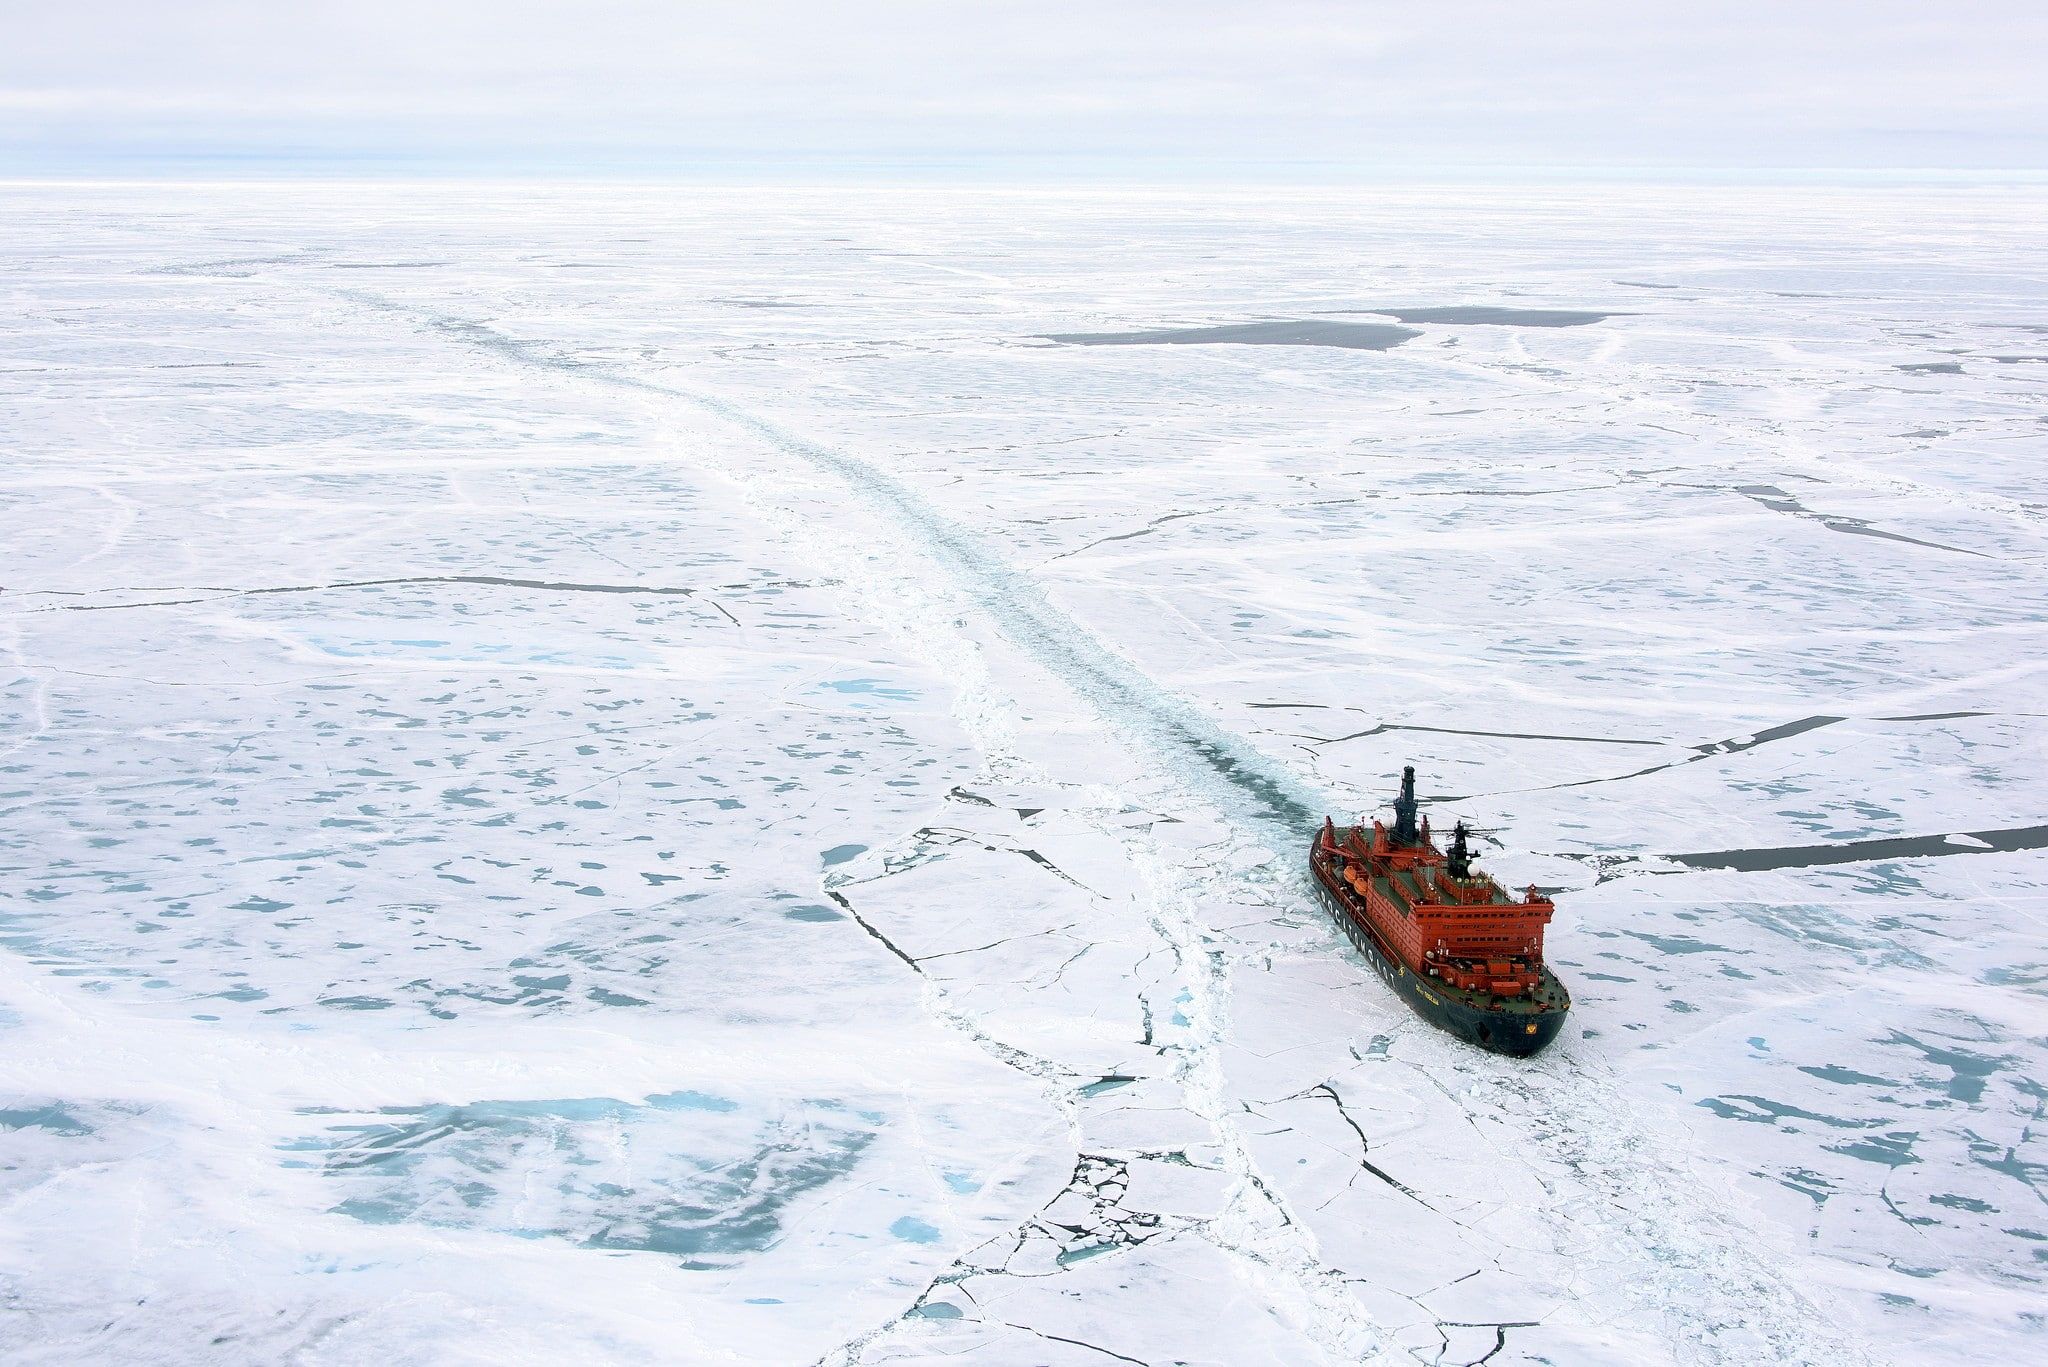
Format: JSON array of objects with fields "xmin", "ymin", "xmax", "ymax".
[
  {"xmin": 349, "ymin": 294, "xmax": 1336, "ymax": 852},
  {"xmin": 1773, "ymin": 1168, "xmax": 1837, "ymax": 1206},
  {"xmin": 1043, "ymin": 320, "xmax": 1419, "ymax": 352},
  {"xmin": 1928, "ymin": 1193, "xmax": 1995, "ymax": 1213},
  {"xmin": 0, "ymin": 1103, "xmax": 93, "ymax": 1135},
  {"xmin": 1734, "ymin": 485, "xmax": 1988, "ymax": 558},
  {"xmin": 411, "ymin": 952, "xmax": 651, "ymax": 1014},
  {"xmin": 1330, "ymin": 306, "xmax": 1622, "ymax": 328},
  {"xmin": 1700, "ymin": 714, "xmax": 1845, "ymax": 757},
  {"xmin": 784, "ymin": 903, "xmax": 845, "ymax": 922},
  {"xmin": 1695, "ymin": 1095, "xmax": 1877, "ymax": 1130},
  {"xmin": 1885, "ymin": 1030, "xmax": 2012, "ymax": 1105},
  {"xmin": 1832, "ymin": 1133, "xmax": 1920, "ymax": 1168},
  {"xmin": 1672, "ymin": 823, "xmax": 2048, "ymax": 872},
  {"xmin": 1968, "ymin": 1141, "xmax": 2044, "ymax": 1192},
  {"xmin": 1045, "ymin": 505, "xmax": 1222, "ymax": 564},
  {"xmin": 1622, "ymin": 930, "xmax": 1736, "ymax": 956},
  {"xmin": 1442, "ymin": 712, "xmax": 1867, "ymax": 803},
  {"xmin": 297, "ymin": 1091, "xmax": 874, "ymax": 1266},
  {"xmin": 1800, "ymin": 1064, "xmax": 1894, "ymax": 1088},
  {"xmin": 1896, "ymin": 361, "xmax": 1964, "ymax": 375},
  {"xmin": 588, "ymin": 986, "xmax": 652, "ymax": 1007},
  {"xmin": 1306, "ymin": 719, "xmax": 1667, "ymax": 751},
  {"xmin": 1980, "ymin": 963, "xmax": 2047, "ymax": 990}
]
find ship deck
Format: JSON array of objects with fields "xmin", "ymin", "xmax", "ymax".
[{"xmin": 1318, "ymin": 854, "xmax": 1568, "ymax": 1019}]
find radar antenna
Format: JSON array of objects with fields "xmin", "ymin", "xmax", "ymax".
[{"xmin": 1447, "ymin": 821, "xmax": 1473, "ymax": 880}]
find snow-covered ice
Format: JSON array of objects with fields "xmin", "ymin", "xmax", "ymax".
[{"xmin": 2, "ymin": 182, "xmax": 2044, "ymax": 1364}]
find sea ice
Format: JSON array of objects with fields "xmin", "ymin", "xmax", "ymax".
[{"xmin": 2, "ymin": 181, "xmax": 2043, "ymax": 1364}]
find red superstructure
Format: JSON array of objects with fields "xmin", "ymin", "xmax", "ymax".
[{"xmin": 1317, "ymin": 814, "xmax": 1556, "ymax": 997}]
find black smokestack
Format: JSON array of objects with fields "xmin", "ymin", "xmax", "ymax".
[{"xmin": 1392, "ymin": 765, "xmax": 1420, "ymax": 845}]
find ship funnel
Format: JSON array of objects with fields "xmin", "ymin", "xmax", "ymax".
[{"xmin": 1391, "ymin": 764, "xmax": 1421, "ymax": 845}]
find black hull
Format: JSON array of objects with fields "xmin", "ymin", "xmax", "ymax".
[{"xmin": 1311, "ymin": 858, "xmax": 1568, "ymax": 1058}]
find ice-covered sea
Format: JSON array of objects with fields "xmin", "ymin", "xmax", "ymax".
[{"xmin": 2, "ymin": 182, "xmax": 2044, "ymax": 1364}]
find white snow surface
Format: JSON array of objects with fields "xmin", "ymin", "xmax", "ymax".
[{"xmin": 2, "ymin": 182, "xmax": 2044, "ymax": 1365}]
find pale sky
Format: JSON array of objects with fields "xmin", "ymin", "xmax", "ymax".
[{"xmin": 4, "ymin": 1, "xmax": 2044, "ymax": 176}]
